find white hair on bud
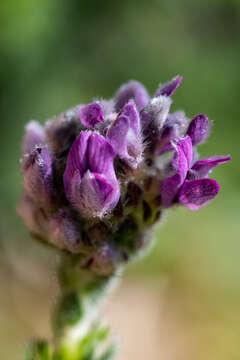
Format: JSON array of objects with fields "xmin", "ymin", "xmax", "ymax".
[{"xmin": 146, "ymin": 95, "xmax": 172, "ymax": 129}]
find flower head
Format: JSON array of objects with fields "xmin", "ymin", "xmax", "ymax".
[{"xmin": 19, "ymin": 76, "xmax": 231, "ymax": 275}]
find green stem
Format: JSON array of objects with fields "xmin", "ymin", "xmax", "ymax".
[{"xmin": 25, "ymin": 253, "xmax": 116, "ymax": 360}]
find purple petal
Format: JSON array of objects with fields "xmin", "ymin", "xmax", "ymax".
[
  {"xmin": 115, "ymin": 80, "xmax": 150, "ymax": 112},
  {"xmin": 162, "ymin": 136, "xmax": 193, "ymax": 207},
  {"xmin": 154, "ymin": 76, "xmax": 183, "ymax": 97},
  {"xmin": 63, "ymin": 131, "xmax": 91, "ymax": 198},
  {"xmin": 64, "ymin": 132, "xmax": 120, "ymax": 216},
  {"xmin": 178, "ymin": 178, "xmax": 220, "ymax": 210},
  {"xmin": 107, "ymin": 115, "xmax": 130, "ymax": 158},
  {"xmin": 120, "ymin": 101, "xmax": 140, "ymax": 134},
  {"xmin": 22, "ymin": 121, "xmax": 45, "ymax": 155},
  {"xmin": 186, "ymin": 114, "xmax": 210, "ymax": 145},
  {"xmin": 189, "ymin": 155, "xmax": 231, "ymax": 179},
  {"xmin": 79, "ymin": 102, "xmax": 104, "ymax": 129},
  {"xmin": 75, "ymin": 171, "xmax": 120, "ymax": 218},
  {"xmin": 87, "ymin": 132, "xmax": 115, "ymax": 175},
  {"xmin": 23, "ymin": 145, "xmax": 53, "ymax": 206}
]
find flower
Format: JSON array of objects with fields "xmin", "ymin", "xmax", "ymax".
[
  {"xmin": 107, "ymin": 101, "xmax": 143, "ymax": 168},
  {"xmin": 63, "ymin": 131, "xmax": 120, "ymax": 218},
  {"xmin": 162, "ymin": 135, "xmax": 231, "ymax": 209}
]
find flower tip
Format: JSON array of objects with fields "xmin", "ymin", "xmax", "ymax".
[
  {"xmin": 155, "ymin": 75, "xmax": 183, "ymax": 97},
  {"xmin": 22, "ymin": 120, "xmax": 45, "ymax": 155},
  {"xmin": 79, "ymin": 102, "xmax": 104, "ymax": 129}
]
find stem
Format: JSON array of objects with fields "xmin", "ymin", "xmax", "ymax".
[{"xmin": 25, "ymin": 253, "xmax": 117, "ymax": 360}]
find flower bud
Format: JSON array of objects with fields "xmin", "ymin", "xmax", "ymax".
[
  {"xmin": 64, "ymin": 131, "xmax": 120, "ymax": 218},
  {"xmin": 49, "ymin": 209, "xmax": 82, "ymax": 253},
  {"xmin": 17, "ymin": 195, "xmax": 48, "ymax": 239},
  {"xmin": 22, "ymin": 121, "xmax": 45, "ymax": 155},
  {"xmin": 154, "ymin": 75, "xmax": 183, "ymax": 97},
  {"xmin": 107, "ymin": 101, "xmax": 143, "ymax": 168},
  {"xmin": 114, "ymin": 80, "xmax": 149, "ymax": 112},
  {"xmin": 79, "ymin": 102, "xmax": 104, "ymax": 129},
  {"xmin": 186, "ymin": 114, "xmax": 210, "ymax": 145},
  {"xmin": 23, "ymin": 145, "xmax": 54, "ymax": 207}
]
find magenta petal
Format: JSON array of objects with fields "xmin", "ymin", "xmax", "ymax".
[
  {"xmin": 115, "ymin": 80, "xmax": 150, "ymax": 112},
  {"xmin": 22, "ymin": 121, "xmax": 45, "ymax": 155},
  {"xmin": 79, "ymin": 102, "xmax": 104, "ymax": 129},
  {"xmin": 179, "ymin": 178, "xmax": 220, "ymax": 210},
  {"xmin": 186, "ymin": 114, "xmax": 210, "ymax": 145},
  {"xmin": 162, "ymin": 136, "xmax": 193, "ymax": 207},
  {"xmin": 190, "ymin": 155, "xmax": 231, "ymax": 179},
  {"xmin": 154, "ymin": 75, "xmax": 183, "ymax": 97}
]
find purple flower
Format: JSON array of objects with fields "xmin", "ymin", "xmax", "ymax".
[
  {"xmin": 63, "ymin": 131, "xmax": 120, "ymax": 218},
  {"xmin": 22, "ymin": 121, "xmax": 45, "ymax": 155},
  {"xmin": 154, "ymin": 75, "xmax": 183, "ymax": 97},
  {"xmin": 114, "ymin": 80, "xmax": 150, "ymax": 112},
  {"xmin": 79, "ymin": 102, "xmax": 104, "ymax": 129},
  {"xmin": 107, "ymin": 101, "xmax": 143, "ymax": 168},
  {"xmin": 22, "ymin": 145, "xmax": 54, "ymax": 207},
  {"xmin": 162, "ymin": 135, "xmax": 231, "ymax": 209}
]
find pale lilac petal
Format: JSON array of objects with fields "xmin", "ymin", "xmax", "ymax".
[
  {"xmin": 189, "ymin": 155, "xmax": 231, "ymax": 179},
  {"xmin": 49, "ymin": 209, "xmax": 81, "ymax": 253},
  {"xmin": 22, "ymin": 121, "xmax": 45, "ymax": 155},
  {"xmin": 162, "ymin": 136, "xmax": 192, "ymax": 207},
  {"xmin": 115, "ymin": 80, "xmax": 150, "ymax": 112},
  {"xmin": 186, "ymin": 114, "xmax": 210, "ymax": 145},
  {"xmin": 154, "ymin": 76, "xmax": 183, "ymax": 97},
  {"xmin": 79, "ymin": 102, "xmax": 104, "ymax": 129},
  {"xmin": 17, "ymin": 195, "xmax": 49, "ymax": 238},
  {"xmin": 23, "ymin": 146, "xmax": 53, "ymax": 206},
  {"xmin": 178, "ymin": 178, "xmax": 220, "ymax": 210},
  {"xmin": 75, "ymin": 171, "xmax": 120, "ymax": 218}
]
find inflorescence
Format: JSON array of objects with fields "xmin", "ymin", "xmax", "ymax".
[{"xmin": 19, "ymin": 76, "xmax": 231, "ymax": 275}]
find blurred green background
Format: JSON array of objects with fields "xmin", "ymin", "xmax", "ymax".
[{"xmin": 0, "ymin": 0, "xmax": 240, "ymax": 359}]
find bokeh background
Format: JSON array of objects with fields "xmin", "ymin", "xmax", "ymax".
[{"xmin": 0, "ymin": 0, "xmax": 240, "ymax": 359}]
